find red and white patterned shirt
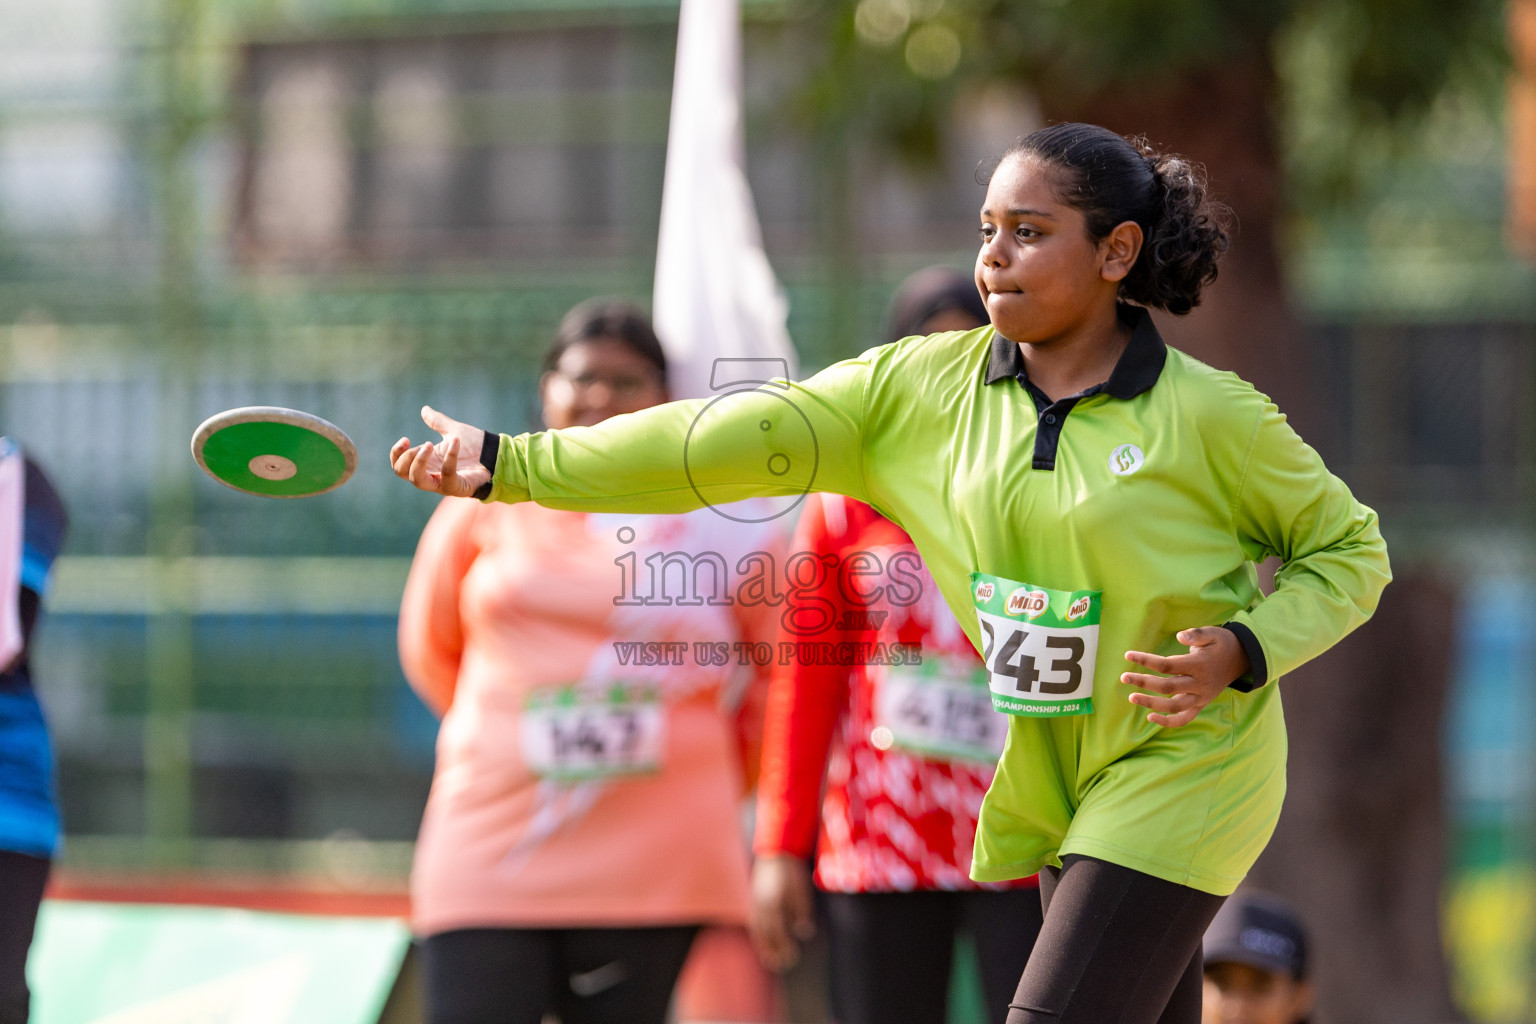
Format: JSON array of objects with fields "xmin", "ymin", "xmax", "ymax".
[{"xmin": 754, "ymin": 494, "xmax": 1035, "ymax": 892}]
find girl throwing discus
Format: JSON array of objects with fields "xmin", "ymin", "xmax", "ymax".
[{"xmin": 391, "ymin": 124, "xmax": 1390, "ymax": 1024}]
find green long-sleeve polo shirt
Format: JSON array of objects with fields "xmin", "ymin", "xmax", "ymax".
[{"xmin": 485, "ymin": 306, "xmax": 1390, "ymax": 894}]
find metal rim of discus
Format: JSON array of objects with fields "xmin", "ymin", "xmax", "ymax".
[{"xmin": 191, "ymin": 406, "xmax": 358, "ymax": 499}]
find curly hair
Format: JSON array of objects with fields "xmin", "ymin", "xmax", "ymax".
[{"xmin": 1001, "ymin": 123, "xmax": 1231, "ymax": 316}]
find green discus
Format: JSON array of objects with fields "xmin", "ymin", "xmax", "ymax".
[{"xmin": 191, "ymin": 406, "xmax": 357, "ymax": 498}]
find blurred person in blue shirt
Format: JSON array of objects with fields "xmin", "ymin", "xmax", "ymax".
[{"xmin": 0, "ymin": 445, "xmax": 67, "ymax": 1024}]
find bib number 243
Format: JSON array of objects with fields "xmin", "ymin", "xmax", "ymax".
[{"xmin": 970, "ymin": 572, "xmax": 1100, "ymax": 717}]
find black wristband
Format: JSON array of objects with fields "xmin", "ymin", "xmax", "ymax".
[
  {"xmin": 472, "ymin": 430, "xmax": 498, "ymax": 501},
  {"xmin": 1222, "ymin": 620, "xmax": 1268, "ymax": 692}
]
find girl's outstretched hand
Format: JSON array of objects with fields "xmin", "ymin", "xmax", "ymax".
[
  {"xmin": 390, "ymin": 405, "xmax": 492, "ymax": 498},
  {"xmin": 1120, "ymin": 626, "xmax": 1251, "ymax": 728}
]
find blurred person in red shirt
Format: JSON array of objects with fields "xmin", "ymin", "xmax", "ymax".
[{"xmin": 749, "ymin": 268, "xmax": 1043, "ymax": 1024}]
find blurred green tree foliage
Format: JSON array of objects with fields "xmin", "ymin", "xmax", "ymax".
[{"xmin": 793, "ymin": 0, "xmax": 1507, "ymax": 209}]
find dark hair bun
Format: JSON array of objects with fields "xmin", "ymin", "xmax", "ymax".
[
  {"xmin": 1129, "ymin": 144, "xmax": 1230, "ymax": 315},
  {"xmin": 1004, "ymin": 124, "xmax": 1232, "ymax": 316}
]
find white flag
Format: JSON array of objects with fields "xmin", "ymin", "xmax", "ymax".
[
  {"xmin": 653, "ymin": 0, "xmax": 798, "ymax": 401},
  {"xmin": 0, "ymin": 439, "xmax": 23, "ymax": 669}
]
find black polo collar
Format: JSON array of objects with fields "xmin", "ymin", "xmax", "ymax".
[
  {"xmin": 982, "ymin": 304, "xmax": 1168, "ymax": 398},
  {"xmin": 982, "ymin": 305, "xmax": 1168, "ymax": 472}
]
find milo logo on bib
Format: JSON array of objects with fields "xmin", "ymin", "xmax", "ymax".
[
  {"xmin": 970, "ymin": 571, "xmax": 1101, "ymax": 717},
  {"xmin": 1005, "ymin": 588, "xmax": 1049, "ymax": 618}
]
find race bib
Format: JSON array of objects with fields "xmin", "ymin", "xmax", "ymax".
[
  {"xmin": 970, "ymin": 572, "xmax": 1100, "ymax": 717},
  {"xmin": 872, "ymin": 660, "xmax": 1009, "ymax": 765},
  {"xmin": 520, "ymin": 685, "xmax": 665, "ymax": 781}
]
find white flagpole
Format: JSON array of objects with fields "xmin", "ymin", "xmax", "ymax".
[
  {"xmin": 0, "ymin": 440, "xmax": 23, "ymax": 669},
  {"xmin": 652, "ymin": 0, "xmax": 798, "ymax": 402}
]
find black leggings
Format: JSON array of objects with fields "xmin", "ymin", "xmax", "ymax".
[
  {"xmin": 421, "ymin": 925, "xmax": 698, "ymax": 1024},
  {"xmin": 823, "ymin": 887, "xmax": 1044, "ymax": 1024},
  {"xmin": 0, "ymin": 852, "xmax": 49, "ymax": 1024},
  {"xmin": 1006, "ymin": 855, "xmax": 1227, "ymax": 1024}
]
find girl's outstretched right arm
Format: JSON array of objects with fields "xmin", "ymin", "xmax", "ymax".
[{"xmin": 393, "ymin": 355, "xmax": 874, "ymax": 515}]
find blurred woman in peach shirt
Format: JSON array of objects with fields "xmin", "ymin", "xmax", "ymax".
[{"xmin": 400, "ymin": 300, "xmax": 783, "ymax": 1024}]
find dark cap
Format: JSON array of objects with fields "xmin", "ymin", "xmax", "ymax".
[{"xmin": 1203, "ymin": 890, "xmax": 1308, "ymax": 980}]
